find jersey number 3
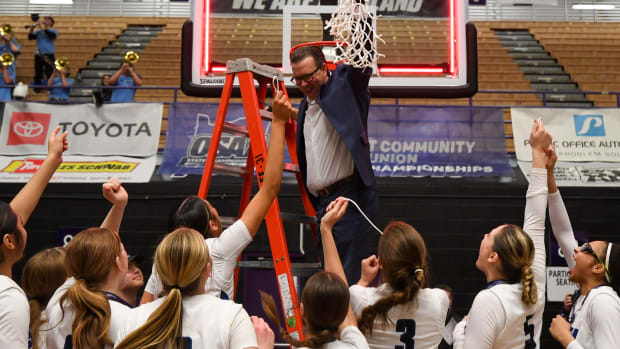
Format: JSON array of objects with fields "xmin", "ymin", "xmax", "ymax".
[
  {"xmin": 395, "ymin": 319, "xmax": 416, "ymax": 349},
  {"xmin": 524, "ymin": 314, "xmax": 536, "ymax": 349}
]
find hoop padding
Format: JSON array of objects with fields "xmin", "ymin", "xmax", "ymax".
[{"xmin": 324, "ymin": 0, "xmax": 384, "ymax": 70}]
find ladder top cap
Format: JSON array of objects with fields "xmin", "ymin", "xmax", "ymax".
[{"xmin": 226, "ymin": 58, "xmax": 284, "ymax": 80}]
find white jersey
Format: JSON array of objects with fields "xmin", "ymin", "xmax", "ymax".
[
  {"xmin": 0, "ymin": 274, "xmax": 29, "ymax": 348},
  {"xmin": 144, "ymin": 220, "xmax": 252, "ymax": 300},
  {"xmin": 349, "ymin": 284, "xmax": 449, "ymax": 349},
  {"xmin": 114, "ymin": 293, "xmax": 258, "ymax": 349},
  {"xmin": 462, "ymin": 168, "xmax": 548, "ymax": 349},
  {"xmin": 45, "ymin": 278, "xmax": 131, "ymax": 349},
  {"xmin": 565, "ymin": 286, "xmax": 620, "ymax": 349}
]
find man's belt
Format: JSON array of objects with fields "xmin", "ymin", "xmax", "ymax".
[{"xmin": 317, "ymin": 175, "xmax": 355, "ymax": 198}]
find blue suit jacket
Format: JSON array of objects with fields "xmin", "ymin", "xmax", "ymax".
[{"xmin": 296, "ymin": 64, "xmax": 376, "ymax": 206}]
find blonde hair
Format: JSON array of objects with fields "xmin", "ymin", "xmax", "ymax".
[
  {"xmin": 60, "ymin": 228, "xmax": 121, "ymax": 349},
  {"xmin": 116, "ymin": 228, "xmax": 209, "ymax": 349},
  {"xmin": 22, "ymin": 247, "xmax": 67, "ymax": 349},
  {"xmin": 358, "ymin": 221, "xmax": 427, "ymax": 334},
  {"xmin": 493, "ymin": 224, "xmax": 537, "ymax": 306}
]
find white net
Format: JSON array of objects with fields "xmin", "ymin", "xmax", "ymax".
[{"xmin": 324, "ymin": 0, "xmax": 384, "ymax": 70}]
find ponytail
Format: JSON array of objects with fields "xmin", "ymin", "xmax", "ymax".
[
  {"xmin": 28, "ymin": 299, "xmax": 45, "ymax": 349},
  {"xmin": 358, "ymin": 221, "xmax": 427, "ymax": 335},
  {"xmin": 358, "ymin": 269, "xmax": 424, "ymax": 334},
  {"xmin": 116, "ymin": 288, "xmax": 184, "ymax": 349},
  {"xmin": 521, "ymin": 266, "xmax": 538, "ymax": 306},
  {"xmin": 260, "ymin": 291, "xmax": 335, "ymax": 348},
  {"xmin": 60, "ymin": 278, "xmax": 113, "ymax": 349}
]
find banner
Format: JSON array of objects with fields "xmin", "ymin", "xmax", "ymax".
[
  {"xmin": 160, "ymin": 103, "xmax": 513, "ymax": 178},
  {"xmin": 513, "ymin": 108, "xmax": 620, "ymax": 187},
  {"xmin": 0, "ymin": 102, "xmax": 162, "ymax": 183},
  {"xmin": 512, "ymin": 108, "xmax": 620, "ymax": 162},
  {"xmin": 212, "ymin": 0, "xmax": 448, "ymax": 17}
]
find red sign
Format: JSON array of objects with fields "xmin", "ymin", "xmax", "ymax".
[{"xmin": 7, "ymin": 112, "xmax": 51, "ymax": 146}]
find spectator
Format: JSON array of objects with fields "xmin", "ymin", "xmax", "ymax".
[
  {"xmin": 436, "ymin": 284, "xmax": 463, "ymax": 349},
  {"xmin": 47, "ymin": 66, "xmax": 73, "ymax": 102},
  {"xmin": 101, "ymin": 74, "xmax": 112, "ymax": 102},
  {"xmin": 0, "ymin": 25, "xmax": 21, "ymax": 59},
  {"xmin": 0, "ymin": 62, "xmax": 15, "ymax": 101},
  {"xmin": 21, "ymin": 247, "xmax": 67, "ymax": 349},
  {"xmin": 28, "ymin": 16, "xmax": 57, "ymax": 92},
  {"xmin": 119, "ymin": 255, "xmax": 144, "ymax": 308},
  {"xmin": 110, "ymin": 62, "xmax": 143, "ymax": 103}
]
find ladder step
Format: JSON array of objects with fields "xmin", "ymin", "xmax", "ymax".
[
  {"xmin": 283, "ymin": 163, "xmax": 300, "ymax": 173},
  {"xmin": 259, "ymin": 109, "xmax": 273, "ymax": 122},
  {"xmin": 213, "ymin": 163, "xmax": 250, "ymax": 177},
  {"xmin": 237, "ymin": 260, "xmax": 322, "ymax": 275},
  {"xmin": 223, "ymin": 122, "xmax": 249, "ymax": 137},
  {"xmin": 280, "ymin": 212, "xmax": 317, "ymax": 225}
]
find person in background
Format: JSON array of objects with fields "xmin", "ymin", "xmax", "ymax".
[
  {"xmin": 119, "ymin": 255, "xmax": 144, "ymax": 308},
  {"xmin": 101, "ymin": 74, "xmax": 112, "ymax": 102},
  {"xmin": 436, "ymin": 284, "xmax": 463, "ymax": 349},
  {"xmin": 28, "ymin": 16, "xmax": 57, "ymax": 92},
  {"xmin": 110, "ymin": 62, "xmax": 142, "ymax": 103},
  {"xmin": 47, "ymin": 66, "xmax": 72, "ymax": 102},
  {"xmin": 0, "ymin": 62, "xmax": 15, "ymax": 101},
  {"xmin": 0, "ymin": 25, "xmax": 21, "ymax": 58}
]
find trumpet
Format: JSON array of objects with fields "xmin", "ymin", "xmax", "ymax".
[
  {"xmin": 0, "ymin": 24, "xmax": 13, "ymax": 38},
  {"xmin": 55, "ymin": 57, "xmax": 69, "ymax": 71},
  {"xmin": 0, "ymin": 52, "xmax": 14, "ymax": 67},
  {"xmin": 124, "ymin": 51, "xmax": 139, "ymax": 64}
]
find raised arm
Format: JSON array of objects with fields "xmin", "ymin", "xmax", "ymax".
[
  {"xmin": 238, "ymin": 90, "xmax": 290, "ymax": 236},
  {"xmin": 320, "ymin": 198, "xmax": 357, "ymax": 329},
  {"xmin": 99, "ymin": 177, "xmax": 128, "ymax": 235},
  {"xmin": 47, "ymin": 69, "xmax": 56, "ymax": 87},
  {"xmin": 109, "ymin": 63, "xmax": 126, "ymax": 85},
  {"xmin": 546, "ymin": 150, "xmax": 578, "ymax": 269},
  {"xmin": 9, "ymin": 126, "xmax": 67, "ymax": 225},
  {"xmin": 523, "ymin": 119, "xmax": 551, "ymax": 286},
  {"xmin": 1, "ymin": 65, "xmax": 12, "ymax": 84},
  {"xmin": 128, "ymin": 67, "xmax": 142, "ymax": 86}
]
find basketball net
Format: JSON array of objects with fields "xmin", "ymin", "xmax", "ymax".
[{"xmin": 324, "ymin": 0, "xmax": 384, "ymax": 71}]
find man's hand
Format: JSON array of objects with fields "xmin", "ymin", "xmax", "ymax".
[
  {"xmin": 271, "ymin": 90, "xmax": 294, "ymax": 123},
  {"xmin": 358, "ymin": 255, "xmax": 380, "ymax": 287},
  {"xmin": 251, "ymin": 316, "xmax": 275, "ymax": 349},
  {"xmin": 320, "ymin": 197, "xmax": 348, "ymax": 233},
  {"xmin": 47, "ymin": 126, "xmax": 68, "ymax": 166},
  {"xmin": 102, "ymin": 177, "xmax": 128, "ymax": 207}
]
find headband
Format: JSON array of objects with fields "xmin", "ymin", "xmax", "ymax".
[{"xmin": 605, "ymin": 242, "xmax": 613, "ymax": 284}]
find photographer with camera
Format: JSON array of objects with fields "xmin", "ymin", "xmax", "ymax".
[{"xmin": 27, "ymin": 15, "xmax": 57, "ymax": 92}]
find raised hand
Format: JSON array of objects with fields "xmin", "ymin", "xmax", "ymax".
[
  {"xmin": 251, "ymin": 316, "xmax": 275, "ymax": 349},
  {"xmin": 358, "ymin": 254, "xmax": 380, "ymax": 287},
  {"xmin": 102, "ymin": 177, "xmax": 128, "ymax": 207},
  {"xmin": 320, "ymin": 197, "xmax": 349, "ymax": 233},
  {"xmin": 529, "ymin": 118, "xmax": 552, "ymax": 151},
  {"xmin": 549, "ymin": 315, "xmax": 574, "ymax": 347},
  {"xmin": 47, "ymin": 126, "xmax": 68, "ymax": 165},
  {"xmin": 545, "ymin": 145, "xmax": 558, "ymax": 172},
  {"xmin": 271, "ymin": 90, "xmax": 294, "ymax": 123}
]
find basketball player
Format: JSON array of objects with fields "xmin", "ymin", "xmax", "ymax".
[{"xmin": 545, "ymin": 148, "xmax": 620, "ymax": 348}]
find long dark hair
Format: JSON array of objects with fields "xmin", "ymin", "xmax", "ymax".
[
  {"xmin": 0, "ymin": 202, "xmax": 20, "ymax": 264},
  {"xmin": 168, "ymin": 196, "xmax": 211, "ymax": 236},
  {"xmin": 261, "ymin": 271, "xmax": 349, "ymax": 348},
  {"xmin": 358, "ymin": 221, "xmax": 428, "ymax": 334}
]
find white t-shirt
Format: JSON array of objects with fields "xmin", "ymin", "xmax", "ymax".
[
  {"xmin": 0, "ymin": 274, "xmax": 30, "ymax": 348},
  {"xmin": 144, "ymin": 220, "xmax": 252, "ymax": 300},
  {"xmin": 460, "ymin": 168, "xmax": 548, "ymax": 349},
  {"xmin": 349, "ymin": 284, "xmax": 449, "ymax": 349},
  {"xmin": 565, "ymin": 286, "xmax": 620, "ymax": 349},
  {"xmin": 114, "ymin": 293, "xmax": 258, "ymax": 349},
  {"xmin": 45, "ymin": 278, "xmax": 131, "ymax": 349}
]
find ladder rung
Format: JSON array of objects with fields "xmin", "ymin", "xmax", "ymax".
[
  {"xmin": 280, "ymin": 212, "xmax": 317, "ymax": 225},
  {"xmin": 213, "ymin": 163, "xmax": 250, "ymax": 177},
  {"xmin": 258, "ymin": 109, "xmax": 273, "ymax": 122},
  {"xmin": 237, "ymin": 260, "xmax": 322, "ymax": 270},
  {"xmin": 223, "ymin": 122, "xmax": 249, "ymax": 137},
  {"xmin": 283, "ymin": 163, "xmax": 300, "ymax": 173}
]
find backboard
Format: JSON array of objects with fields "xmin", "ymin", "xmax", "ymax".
[{"xmin": 181, "ymin": 0, "xmax": 477, "ymax": 98}]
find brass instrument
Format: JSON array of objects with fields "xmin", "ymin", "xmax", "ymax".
[
  {"xmin": 0, "ymin": 24, "xmax": 13, "ymax": 37},
  {"xmin": 124, "ymin": 51, "xmax": 139, "ymax": 64},
  {"xmin": 55, "ymin": 57, "xmax": 69, "ymax": 71},
  {"xmin": 0, "ymin": 52, "xmax": 14, "ymax": 67}
]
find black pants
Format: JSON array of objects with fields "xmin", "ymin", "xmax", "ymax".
[{"xmin": 34, "ymin": 53, "xmax": 54, "ymax": 91}]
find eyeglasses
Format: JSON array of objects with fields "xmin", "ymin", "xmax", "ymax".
[
  {"xmin": 580, "ymin": 242, "xmax": 612, "ymax": 281},
  {"xmin": 290, "ymin": 66, "xmax": 321, "ymax": 84}
]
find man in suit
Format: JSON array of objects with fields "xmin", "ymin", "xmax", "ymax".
[{"xmin": 291, "ymin": 45, "xmax": 378, "ymax": 284}]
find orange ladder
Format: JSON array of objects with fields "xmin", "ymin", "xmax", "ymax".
[{"xmin": 197, "ymin": 58, "xmax": 316, "ymax": 340}]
